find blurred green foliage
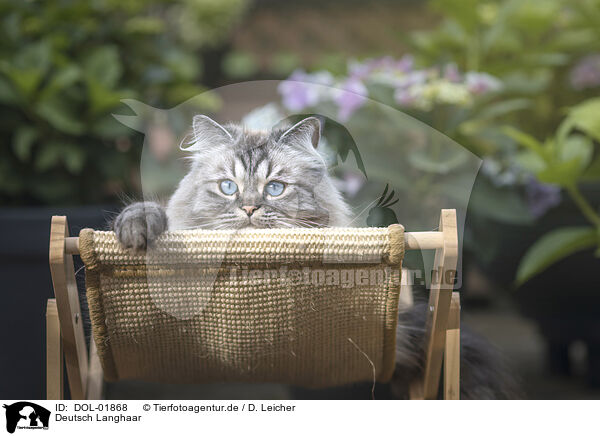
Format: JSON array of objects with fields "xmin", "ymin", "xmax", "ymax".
[
  {"xmin": 410, "ymin": 0, "xmax": 600, "ymax": 282},
  {"xmin": 414, "ymin": 0, "xmax": 599, "ymax": 73},
  {"xmin": 0, "ymin": 0, "xmax": 246, "ymax": 205},
  {"xmin": 411, "ymin": 0, "xmax": 600, "ymax": 145},
  {"xmin": 506, "ymin": 98, "xmax": 600, "ymax": 284}
]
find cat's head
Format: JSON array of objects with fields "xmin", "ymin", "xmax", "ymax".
[{"xmin": 168, "ymin": 115, "xmax": 350, "ymax": 230}]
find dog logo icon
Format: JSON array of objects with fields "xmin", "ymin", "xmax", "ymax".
[{"xmin": 3, "ymin": 402, "xmax": 50, "ymax": 433}]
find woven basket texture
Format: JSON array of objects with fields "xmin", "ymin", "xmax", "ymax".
[{"xmin": 79, "ymin": 225, "xmax": 404, "ymax": 386}]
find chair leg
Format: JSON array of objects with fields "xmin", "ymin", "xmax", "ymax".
[
  {"xmin": 86, "ymin": 339, "xmax": 104, "ymax": 400},
  {"xmin": 49, "ymin": 216, "xmax": 88, "ymax": 399},
  {"xmin": 422, "ymin": 210, "xmax": 458, "ymax": 399},
  {"xmin": 46, "ymin": 299, "xmax": 63, "ymax": 400},
  {"xmin": 444, "ymin": 292, "xmax": 460, "ymax": 400}
]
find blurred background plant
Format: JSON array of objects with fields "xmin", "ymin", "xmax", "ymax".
[
  {"xmin": 272, "ymin": 57, "xmax": 498, "ymax": 230},
  {"xmin": 265, "ymin": 0, "xmax": 600, "ymax": 284},
  {"xmin": 505, "ymin": 98, "xmax": 600, "ymax": 285},
  {"xmin": 261, "ymin": 0, "xmax": 600, "ymax": 387},
  {"xmin": 405, "ymin": 0, "xmax": 600, "ymax": 283},
  {"xmin": 0, "ymin": 0, "xmax": 247, "ymax": 205},
  {"xmin": 2, "ymin": 0, "xmax": 600, "ymax": 398},
  {"xmin": 411, "ymin": 0, "xmax": 600, "ymax": 133}
]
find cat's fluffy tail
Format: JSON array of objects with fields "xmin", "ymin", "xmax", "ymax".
[{"xmin": 391, "ymin": 301, "xmax": 523, "ymax": 399}]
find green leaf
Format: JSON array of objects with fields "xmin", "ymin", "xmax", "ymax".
[
  {"xmin": 481, "ymin": 0, "xmax": 521, "ymax": 51},
  {"xmin": 471, "ymin": 98, "xmax": 532, "ymax": 122},
  {"xmin": 561, "ymin": 98, "xmax": 600, "ymax": 143},
  {"xmin": 460, "ymin": 99, "xmax": 532, "ymax": 138},
  {"xmin": 549, "ymin": 29, "xmax": 596, "ymax": 51},
  {"xmin": 558, "ymin": 135, "xmax": 593, "ymax": 169},
  {"xmin": 515, "ymin": 150, "xmax": 546, "ymax": 174},
  {"xmin": 581, "ymin": 154, "xmax": 600, "ymax": 182},
  {"xmin": 502, "ymin": 126, "xmax": 545, "ymax": 155},
  {"xmin": 124, "ymin": 17, "xmax": 165, "ymax": 34},
  {"xmin": 34, "ymin": 142, "xmax": 86, "ymax": 173},
  {"xmin": 35, "ymin": 143, "xmax": 62, "ymax": 171},
  {"xmin": 39, "ymin": 65, "xmax": 81, "ymax": 100},
  {"xmin": 501, "ymin": 71, "xmax": 552, "ymax": 95},
  {"xmin": 36, "ymin": 98, "xmax": 85, "ymax": 135},
  {"xmin": 526, "ymin": 52, "xmax": 569, "ymax": 67},
  {"xmin": 1, "ymin": 41, "xmax": 52, "ymax": 98},
  {"xmin": 2, "ymin": 69, "xmax": 43, "ymax": 99},
  {"xmin": 516, "ymin": 227, "xmax": 598, "ymax": 285},
  {"xmin": 432, "ymin": 0, "xmax": 480, "ymax": 32},
  {"xmin": 0, "ymin": 76, "xmax": 18, "ymax": 104},
  {"xmin": 512, "ymin": 0, "xmax": 561, "ymax": 35},
  {"xmin": 532, "ymin": 135, "xmax": 593, "ymax": 186},
  {"xmin": 62, "ymin": 144, "xmax": 86, "ymax": 174},
  {"xmin": 164, "ymin": 50, "xmax": 200, "ymax": 82},
  {"xmin": 83, "ymin": 46, "xmax": 122, "ymax": 89},
  {"xmin": 12, "ymin": 127, "xmax": 38, "ymax": 161},
  {"xmin": 87, "ymin": 80, "xmax": 124, "ymax": 115},
  {"xmin": 537, "ymin": 159, "xmax": 581, "ymax": 187},
  {"xmin": 14, "ymin": 41, "xmax": 51, "ymax": 72}
]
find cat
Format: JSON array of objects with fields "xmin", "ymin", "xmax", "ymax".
[
  {"xmin": 113, "ymin": 115, "xmax": 520, "ymax": 399},
  {"xmin": 114, "ymin": 115, "xmax": 350, "ymax": 249}
]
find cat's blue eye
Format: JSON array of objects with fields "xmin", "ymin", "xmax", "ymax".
[
  {"xmin": 219, "ymin": 179, "xmax": 238, "ymax": 195},
  {"xmin": 265, "ymin": 181, "xmax": 285, "ymax": 197}
]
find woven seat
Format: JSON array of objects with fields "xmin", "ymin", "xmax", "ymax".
[
  {"xmin": 47, "ymin": 210, "xmax": 459, "ymax": 400},
  {"xmin": 79, "ymin": 226, "xmax": 404, "ymax": 386}
]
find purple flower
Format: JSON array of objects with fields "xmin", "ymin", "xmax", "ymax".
[
  {"xmin": 278, "ymin": 70, "xmax": 333, "ymax": 112},
  {"xmin": 349, "ymin": 55, "xmax": 414, "ymax": 81},
  {"xmin": 569, "ymin": 54, "xmax": 600, "ymax": 90},
  {"xmin": 335, "ymin": 77, "xmax": 368, "ymax": 121},
  {"xmin": 396, "ymin": 55, "xmax": 414, "ymax": 73},
  {"xmin": 278, "ymin": 81, "xmax": 317, "ymax": 112},
  {"xmin": 526, "ymin": 178, "xmax": 562, "ymax": 218},
  {"xmin": 369, "ymin": 56, "xmax": 395, "ymax": 72},
  {"xmin": 348, "ymin": 61, "xmax": 372, "ymax": 80},
  {"xmin": 349, "ymin": 57, "xmax": 391, "ymax": 79},
  {"xmin": 465, "ymin": 72, "xmax": 502, "ymax": 95},
  {"xmin": 394, "ymin": 87, "xmax": 417, "ymax": 106},
  {"xmin": 394, "ymin": 70, "xmax": 427, "ymax": 89},
  {"xmin": 444, "ymin": 63, "xmax": 461, "ymax": 82}
]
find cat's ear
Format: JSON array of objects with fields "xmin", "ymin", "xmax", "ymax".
[
  {"xmin": 279, "ymin": 117, "xmax": 321, "ymax": 149},
  {"xmin": 180, "ymin": 115, "xmax": 233, "ymax": 151}
]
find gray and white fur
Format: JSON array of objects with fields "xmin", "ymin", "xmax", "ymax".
[
  {"xmin": 114, "ymin": 116, "xmax": 350, "ymax": 250},
  {"xmin": 113, "ymin": 115, "xmax": 520, "ymax": 399}
]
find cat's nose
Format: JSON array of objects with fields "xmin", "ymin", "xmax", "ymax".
[{"xmin": 241, "ymin": 205, "xmax": 259, "ymax": 216}]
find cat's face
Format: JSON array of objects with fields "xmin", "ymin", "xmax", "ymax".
[{"xmin": 174, "ymin": 116, "xmax": 335, "ymax": 230}]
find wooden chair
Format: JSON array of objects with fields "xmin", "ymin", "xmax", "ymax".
[{"xmin": 47, "ymin": 209, "xmax": 459, "ymax": 400}]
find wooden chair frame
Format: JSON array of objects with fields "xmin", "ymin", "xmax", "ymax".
[{"xmin": 47, "ymin": 209, "xmax": 460, "ymax": 400}]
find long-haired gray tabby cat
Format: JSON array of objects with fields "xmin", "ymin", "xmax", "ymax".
[{"xmin": 114, "ymin": 115, "xmax": 520, "ymax": 399}]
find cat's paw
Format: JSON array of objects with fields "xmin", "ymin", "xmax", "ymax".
[{"xmin": 113, "ymin": 202, "xmax": 167, "ymax": 251}]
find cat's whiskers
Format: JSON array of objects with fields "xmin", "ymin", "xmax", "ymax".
[
  {"xmin": 346, "ymin": 197, "xmax": 381, "ymax": 226},
  {"xmin": 275, "ymin": 217, "xmax": 322, "ymax": 228}
]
